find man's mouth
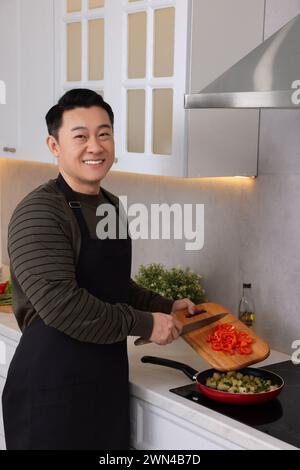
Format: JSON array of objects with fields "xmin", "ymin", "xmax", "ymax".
[{"xmin": 83, "ymin": 159, "xmax": 105, "ymax": 166}]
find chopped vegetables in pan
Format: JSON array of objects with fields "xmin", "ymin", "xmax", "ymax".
[
  {"xmin": 206, "ymin": 323, "xmax": 254, "ymax": 355},
  {"xmin": 206, "ymin": 371, "xmax": 279, "ymax": 394}
]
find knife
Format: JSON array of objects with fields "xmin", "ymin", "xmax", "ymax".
[{"xmin": 134, "ymin": 312, "xmax": 228, "ymax": 346}]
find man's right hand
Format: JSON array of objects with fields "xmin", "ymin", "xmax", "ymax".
[{"xmin": 149, "ymin": 312, "xmax": 183, "ymax": 345}]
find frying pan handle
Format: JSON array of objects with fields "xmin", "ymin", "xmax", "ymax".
[{"xmin": 141, "ymin": 356, "xmax": 198, "ymax": 381}]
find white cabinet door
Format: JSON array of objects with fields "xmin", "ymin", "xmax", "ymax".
[
  {"xmin": 54, "ymin": 0, "xmax": 189, "ymax": 177},
  {"xmin": 187, "ymin": 0, "xmax": 265, "ymax": 177},
  {"xmin": 0, "ymin": 375, "xmax": 6, "ymax": 449},
  {"xmin": 11, "ymin": 0, "xmax": 265, "ymax": 175},
  {"xmin": 17, "ymin": 0, "xmax": 55, "ymax": 163},
  {"xmin": 0, "ymin": 0, "xmax": 55, "ymax": 164},
  {"xmin": 0, "ymin": 433, "xmax": 6, "ymax": 451},
  {"xmin": 0, "ymin": 0, "xmax": 19, "ymax": 158},
  {"xmin": 130, "ymin": 396, "xmax": 243, "ymax": 450},
  {"xmin": 0, "ymin": 333, "xmax": 17, "ymax": 379},
  {"xmin": 0, "ymin": 331, "xmax": 18, "ymax": 450}
]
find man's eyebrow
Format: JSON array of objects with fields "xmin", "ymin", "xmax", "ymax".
[{"xmin": 70, "ymin": 124, "xmax": 112, "ymax": 131}]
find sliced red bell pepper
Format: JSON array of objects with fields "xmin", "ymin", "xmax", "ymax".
[
  {"xmin": 0, "ymin": 281, "xmax": 9, "ymax": 295},
  {"xmin": 206, "ymin": 322, "xmax": 254, "ymax": 356}
]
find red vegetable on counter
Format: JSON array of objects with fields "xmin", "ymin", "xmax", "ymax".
[
  {"xmin": 0, "ymin": 281, "xmax": 9, "ymax": 295},
  {"xmin": 206, "ymin": 323, "xmax": 254, "ymax": 355}
]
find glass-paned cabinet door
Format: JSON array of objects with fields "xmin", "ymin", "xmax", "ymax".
[
  {"xmin": 127, "ymin": 89, "xmax": 146, "ymax": 153},
  {"xmin": 67, "ymin": 22, "xmax": 82, "ymax": 81},
  {"xmin": 54, "ymin": 0, "xmax": 190, "ymax": 176},
  {"xmin": 153, "ymin": 7, "xmax": 175, "ymax": 78},
  {"xmin": 152, "ymin": 88, "xmax": 173, "ymax": 156},
  {"xmin": 67, "ymin": 0, "xmax": 82, "ymax": 12},
  {"xmin": 55, "ymin": 0, "xmax": 106, "ymax": 98},
  {"xmin": 114, "ymin": 0, "xmax": 189, "ymax": 177},
  {"xmin": 88, "ymin": 18, "xmax": 104, "ymax": 81},
  {"xmin": 89, "ymin": 0, "xmax": 105, "ymax": 8}
]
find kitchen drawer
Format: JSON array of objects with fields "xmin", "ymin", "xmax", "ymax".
[
  {"xmin": 0, "ymin": 334, "xmax": 17, "ymax": 378},
  {"xmin": 0, "ymin": 433, "xmax": 6, "ymax": 450},
  {"xmin": 0, "ymin": 375, "xmax": 5, "ymax": 440},
  {"xmin": 130, "ymin": 396, "xmax": 243, "ymax": 450}
]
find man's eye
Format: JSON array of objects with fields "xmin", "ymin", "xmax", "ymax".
[{"xmin": 99, "ymin": 133, "xmax": 112, "ymax": 139}]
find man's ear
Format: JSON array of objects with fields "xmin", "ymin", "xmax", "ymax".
[{"xmin": 46, "ymin": 135, "xmax": 60, "ymax": 157}]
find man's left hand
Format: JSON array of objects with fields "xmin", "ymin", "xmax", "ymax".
[{"xmin": 171, "ymin": 298, "xmax": 195, "ymax": 316}]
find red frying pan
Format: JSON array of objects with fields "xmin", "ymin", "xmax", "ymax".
[{"xmin": 141, "ymin": 356, "xmax": 284, "ymax": 406}]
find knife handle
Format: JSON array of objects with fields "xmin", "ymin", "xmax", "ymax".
[
  {"xmin": 134, "ymin": 310, "xmax": 178, "ymax": 347},
  {"xmin": 134, "ymin": 337, "xmax": 152, "ymax": 346},
  {"xmin": 134, "ymin": 307, "xmax": 201, "ymax": 346}
]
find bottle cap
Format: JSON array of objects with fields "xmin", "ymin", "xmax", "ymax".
[{"xmin": 243, "ymin": 283, "xmax": 252, "ymax": 288}]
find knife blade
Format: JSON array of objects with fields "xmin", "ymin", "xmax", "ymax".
[{"xmin": 134, "ymin": 312, "xmax": 228, "ymax": 346}]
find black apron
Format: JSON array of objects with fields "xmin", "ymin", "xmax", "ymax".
[{"xmin": 2, "ymin": 173, "xmax": 132, "ymax": 450}]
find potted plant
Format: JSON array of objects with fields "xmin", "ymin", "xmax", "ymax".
[{"xmin": 135, "ymin": 263, "xmax": 206, "ymax": 304}]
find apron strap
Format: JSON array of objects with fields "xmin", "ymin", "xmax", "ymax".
[{"xmin": 55, "ymin": 173, "xmax": 91, "ymax": 239}]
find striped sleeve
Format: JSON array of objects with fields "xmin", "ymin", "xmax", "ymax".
[
  {"xmin": 128, "ymin": 279, "xmax": 174, "ymax": 313},
  {"xmin": 8, "ymin": 194, "xmax": 154, "ymax": 344}
]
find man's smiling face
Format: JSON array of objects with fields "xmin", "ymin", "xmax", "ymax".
[{"xmin": 47, "ymin": 106, "xmax": 115, "ymax": 194}]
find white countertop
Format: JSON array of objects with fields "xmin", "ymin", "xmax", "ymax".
[
  {"xmin": 0, "ymin": 311, "xmax": 296, "ymax": 450},
  {"xmin": 0, "ymin": 313, "xmax": 21, "ymax": 342}
]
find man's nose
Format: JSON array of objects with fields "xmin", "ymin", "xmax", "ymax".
[{"xmin": 87, "ymin": 136, "xmax": 104, "ymax": 153}]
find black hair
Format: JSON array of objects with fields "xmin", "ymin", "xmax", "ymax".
[{"xmin": 45, "ymin": 89, "xmax": 114, "ymax": 141}]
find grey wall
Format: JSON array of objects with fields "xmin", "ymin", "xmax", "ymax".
[
  {"xmin": 239, "ymin": 0, "xmax": 300, "ymax": 353},
  {"xmin": 103, "ymin": 0, "xmax": 300, "ymax": 355},
  {"xmin": 104, "ymin": 171, "xmax": 245, "ymax": 315}
]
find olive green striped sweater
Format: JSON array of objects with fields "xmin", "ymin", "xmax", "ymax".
[{"xmin": 7, "ymin": 177, "xmax": 174, "ymax": 343}]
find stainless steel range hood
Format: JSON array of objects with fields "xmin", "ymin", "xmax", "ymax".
[{"xmin": 185, "ymin": 13, "xmax": 300, "ymax": 109}]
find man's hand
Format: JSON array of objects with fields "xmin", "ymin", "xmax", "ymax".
[
  {"xmin": 171, "ymin": 298, "xmax": 196, "ymax": 316},
  {"xmin": 149, "ymin": 312, "xmax": 183, "ymax": 345}
]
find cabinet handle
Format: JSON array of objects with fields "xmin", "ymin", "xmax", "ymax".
[{"xmin": 3, "ymin": 147, "xmax": 16, "ymax": 153}]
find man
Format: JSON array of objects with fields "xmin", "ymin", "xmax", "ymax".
[{"xmin": 2, "ymin": 89, "xmax": 195, "ymax": 450}]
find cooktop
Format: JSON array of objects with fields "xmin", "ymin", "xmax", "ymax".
[{"xmin": 170, "ymin": 360, "xmax": 300, "ymax": 449}]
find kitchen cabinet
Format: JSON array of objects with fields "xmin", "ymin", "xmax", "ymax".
[
  {"xmin": 0, "ymin": 433, "xmax": 5, "ymax": 451},
  {"xmin": 1, "ymin": 0, "xmax": 265, "ymax": 173},
  {"xmin": 0, "ymin": 322, "xmax": 20, "ymax": 450},
  {"xmin": 0, "ymin": 0, "xmax": 19, "ymax": 158},
  {"xmin": 114, "ymin": 0, "xmax": 265, "ymax": 177},
  {"xmin": 0, "ymin": 315, "xmax": 22, "ymax": 449},
  {"xmin": 187, "ymin": 0, "xmax": 265, "ymax": 177},
  {"xmin": 130, "ymin": 396, "xmax": 243, "ymax": 450},
  {"xmin": 0, "ymin": 0, "xmax": 55, "ymax": 163},
  {"xmin": 0, "ymin": 375, "xmax": 5, "ymax": 450},
  {"xmin": 54, "ymin": 0, "xmax": 265, "ymax": 177},
  {"xmin": 54, "ymin": 0, "xmax": 188, "ymax": 177}
]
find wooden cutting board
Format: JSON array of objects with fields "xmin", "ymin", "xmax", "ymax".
[{"xmin": 173, "ymin": 302, "xmax": 270, "ymax": 372}]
